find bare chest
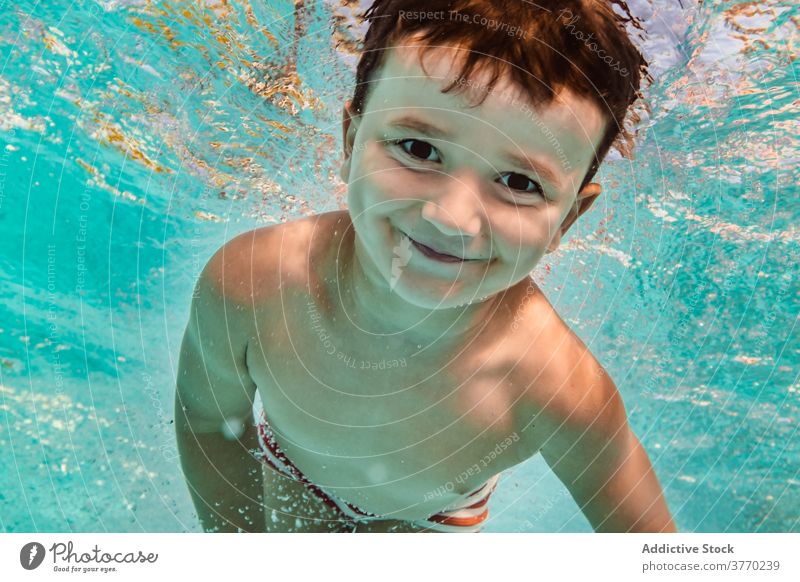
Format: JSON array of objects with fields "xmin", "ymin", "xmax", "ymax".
[{"xmin": 245, "ymin": 295, "xmax": 533, "ymax": 519}]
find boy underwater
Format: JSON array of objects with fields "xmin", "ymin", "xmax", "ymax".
[{"xmin": 175, "ymin": 0, "xmax": 676, "ymax": 533}]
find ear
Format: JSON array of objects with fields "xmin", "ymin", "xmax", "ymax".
[
  {"xmin": 339, "ymin": 100, "xmax": 360, "ymax": 183},
  {"xmin": 546, "ymin": 182, "xmax": 602, "ymax": 254}
]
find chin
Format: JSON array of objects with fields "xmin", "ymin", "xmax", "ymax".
[
  {"xmin": 388, "ymin": 268, "xmax": 494, "ymax": 310},
  {"xmin": 391, "ymin": 287, "xmax": 471, "ymax": 312}
]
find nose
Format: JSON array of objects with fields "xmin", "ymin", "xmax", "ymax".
[{"xmin": 420, "ymin": 169, "xmax": 483, "ymax": 238}]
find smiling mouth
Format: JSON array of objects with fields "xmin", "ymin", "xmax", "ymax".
[{"xmin": 404, "ymin": 233, "xmax": 470, "ymax": 263}]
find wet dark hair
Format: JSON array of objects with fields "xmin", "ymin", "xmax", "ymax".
[{"xmin": 350, "ymin": 0, "xmax": 651, "ymax": 192}]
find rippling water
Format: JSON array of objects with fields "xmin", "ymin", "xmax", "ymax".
[{"xmin": 0, "ymin": 0, "xmax": 797, "ymax": 532}]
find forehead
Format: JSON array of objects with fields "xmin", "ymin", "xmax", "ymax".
[{"xmin": 364, "ymin": 40, "xmax": 607, "ymax": 185}]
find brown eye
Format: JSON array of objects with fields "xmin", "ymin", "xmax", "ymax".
[
  {"xmin": 396, "ymin": 139, "xmax": 439, "ymax": 162},
  {"xmin": 500, "ymin": 172, "xmax": 543, "ymax": 195}
]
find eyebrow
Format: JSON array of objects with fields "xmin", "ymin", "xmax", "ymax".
[
  {"xmin": 389, "ymin": 116, "xmax": 456, "ymax": 139},
  {"xmin": 503, "ymin": 151, "xmax": 563, "ymax": 190},
  {"xmin": 387, "ymin": 115, "xmax": 564, "ymax": 189}
]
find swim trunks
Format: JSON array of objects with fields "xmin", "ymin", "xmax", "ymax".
[{"xmin": 254, "ymin": 410, "xmax": 500, "ymax": 532}]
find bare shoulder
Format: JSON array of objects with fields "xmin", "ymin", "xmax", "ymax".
[
  {"xmin": 202, "ymin": 210, "xmax": 349, "ymax": 306},
  {"xmin": 509, "ymin": 282, "xmax": 627, "ymax": 446},
  {"xmin": 199, "ymin": 223, "xmax": 280, "ymax": 306}
]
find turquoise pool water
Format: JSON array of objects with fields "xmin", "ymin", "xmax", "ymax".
[{"xmin": 0, "ymin": 0, "xmax": 797, "ymax": 532}]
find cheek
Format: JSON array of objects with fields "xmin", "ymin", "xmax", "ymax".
[
  {"xmin": 496, "ymin": 205, "xmax": 564, "ymax": 248},
  {"xmin": 369, "ymin": 172, "xmax": 408, "ymax": 202}
]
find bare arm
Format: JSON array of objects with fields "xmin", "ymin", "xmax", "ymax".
[
  {"xmin": 175, "ymin": 235, "xmax": 265, "ymax": 532},
  {"xmin": 539, "ymin": 369, "xmax": 676, "ymax": 533},
  {"xmin": 175, "ymin": 422, "xmax": 264, "ymax": 532}
]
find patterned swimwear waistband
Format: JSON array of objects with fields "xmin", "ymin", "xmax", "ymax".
[{"xmin": 253, "ymin": 411, "xmax": 500, "ymax": 532}]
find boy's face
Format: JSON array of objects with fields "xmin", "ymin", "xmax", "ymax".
[{"xmin": 341, "ymin": 38, "xmax": 606, "ymax": 309}]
